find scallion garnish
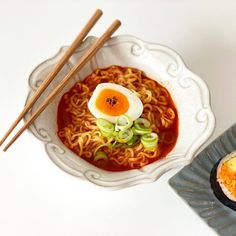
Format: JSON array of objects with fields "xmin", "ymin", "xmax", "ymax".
[
  {"xmin": 96, "ymin": 118, "xmax": 114, "ymax": 135},
  {"xmin": 141, "ymin": 133, "xmax": 158, "ymax": 150},
  {"xmin": 96, "ymin": 116, "xmax": 158, "ymax": 150},
  {"xmin": 126, "ymin": 135, "xmax": 139, "ymax": 146},
  {"xmin": 116, "ymin": 128, "xmax": 133, "ymax": 143},
  {"xmin": 132, "ymin": 124, "xmax": 152, "ymax": 135},
  {"xmin": 115, "ymin": 115, "xmax": 133, "ymax": 131},
  {"xmin": 134, "ymin": 118, "xmax": 150, "ymax": 128},
  {"xmin": 94, "ymin": 151, "xmax": 108, "ymax": 162}
]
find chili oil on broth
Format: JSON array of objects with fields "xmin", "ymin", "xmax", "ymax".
[{"xmin": 57, "ymin": 65, "xmax": 178, "ymax": 171}]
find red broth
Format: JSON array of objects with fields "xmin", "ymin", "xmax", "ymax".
[{"xmin": 57, "ymin": 66, "xmax": 178, "ymax": 171}]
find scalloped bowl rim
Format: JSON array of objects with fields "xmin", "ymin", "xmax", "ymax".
[{"xmin": 25, "ymin": 34, "xmax": 215, "ymax": 189}]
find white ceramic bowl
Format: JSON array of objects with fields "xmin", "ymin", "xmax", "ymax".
[{"xmin": 25, "ymin": 35, "xmax": 215, "ymax": 189}]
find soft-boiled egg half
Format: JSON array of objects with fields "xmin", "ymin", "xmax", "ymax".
[{"xmin": 88, "ymin": 83, "xmax": 143, "ymax": 123}]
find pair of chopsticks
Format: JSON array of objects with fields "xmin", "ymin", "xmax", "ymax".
[{"xmin": 0, "ymin": 9, "xmax": 121, "ymax": 151}]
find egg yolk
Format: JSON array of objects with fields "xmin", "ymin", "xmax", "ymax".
[{"xmin": 95, "ymin": 89, "xmax": 129, "ymax": 116}]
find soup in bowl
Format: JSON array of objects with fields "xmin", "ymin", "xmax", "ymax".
[{"xmin": 57, "ymin": 65, "xmax": 178, "ymax": 171}]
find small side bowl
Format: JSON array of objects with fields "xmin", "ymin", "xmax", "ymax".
[{"xmin": 25, "ymin": 35, "xmax": 215, "ymax": 189}]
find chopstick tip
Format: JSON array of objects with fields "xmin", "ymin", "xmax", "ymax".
[
  {"xmin": 95, "ymin": 9, "xmax": 103, "ymax": 16},
  {"xmin": 114, "ymin": 19, "xmax": 122, "ymax": 26},
  {"xmin": 3, "ymin": 141, "xmax": 11, "ymax": 152}
]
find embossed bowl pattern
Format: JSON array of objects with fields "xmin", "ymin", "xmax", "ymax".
[{"xmin": 25, "ymin": 35, "xmax": 215, "ymax": 189}]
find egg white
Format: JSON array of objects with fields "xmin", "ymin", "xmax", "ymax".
[{"xmin": 88, "ymin": 83, "xmax": 143, "ymax": 123}]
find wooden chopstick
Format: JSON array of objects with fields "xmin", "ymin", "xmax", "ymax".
[
  {"xmin": 0, "ymin": 9, "xmax": 103, "ymax": 147},
  {"xmin": 3, "ymin": 19, "xmax": 121, "ymax": 151}
]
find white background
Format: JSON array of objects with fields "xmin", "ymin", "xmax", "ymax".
[{"xmin": 0, "ymin": 1, "xmax": 236, "ymax": 236}]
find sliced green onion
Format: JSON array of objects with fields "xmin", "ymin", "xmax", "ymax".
[
  {"xmin": 116, "ymin": 128, "xmax": 133, "ymax": 143},
  {"xmin": 141, "ymin": 133, "xmax": 158, "ymax": 150},
  {"xmin": 94, "ymin": 151, "xmax": 108, "ymax": 162},
  {"xmin": 115, "ymin": 115, "xmax": 133, "ymax": 131},
  {"xmin": 101, "ymin": 130, "xmax": 116, "ymax": 138},
  {"xmin": 134, "ymin": 118, "xmax": 150, "ymax": 128},
  {"xmin": 96, "ymin": 118, "xmax": 114, "ymax": 134},
  {"xmin": 132, "ymin": 124, "xmax": 152, "ymax": 135},
  {"xmin": 127, "ymin": 135, "xmax": 139, "ymax": 146}
]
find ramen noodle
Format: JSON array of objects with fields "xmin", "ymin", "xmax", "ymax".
[{"xmin": 57, "ymin": 65, "xmax": 178, "ymax": 171}]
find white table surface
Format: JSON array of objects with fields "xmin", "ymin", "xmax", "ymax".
[{"xmin": 0, "ymin": 1, "xmax": 236, "ymax": 236}]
